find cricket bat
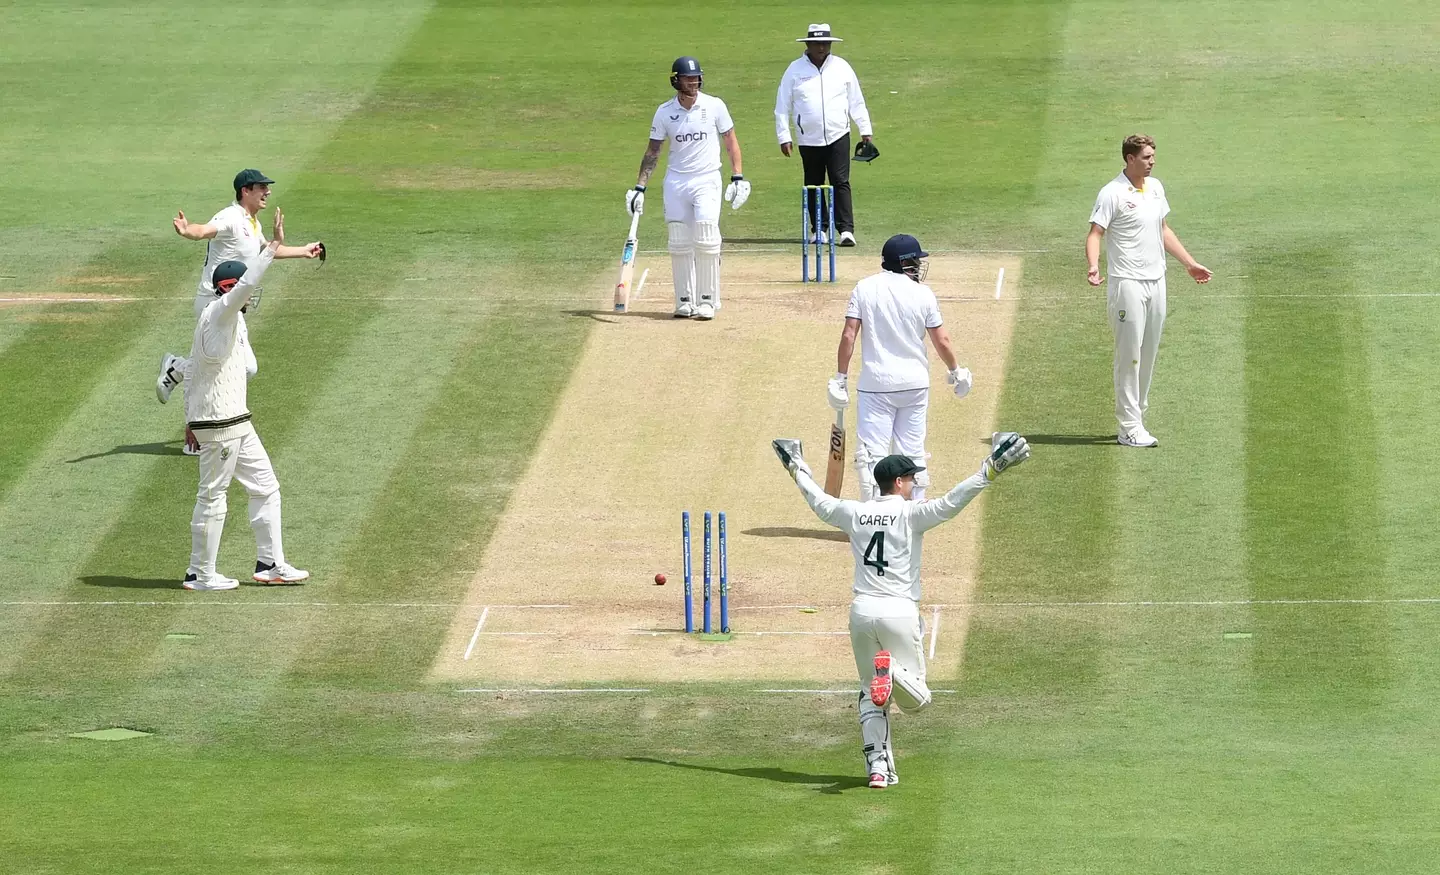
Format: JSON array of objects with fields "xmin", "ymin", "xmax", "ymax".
[
  {"xmin": 823, "ymin": 408, "xmax": 846, "ymax": 497},
  {"xmin": 613, "ymin": 211, "xmax": 641, "ymax": 312}
]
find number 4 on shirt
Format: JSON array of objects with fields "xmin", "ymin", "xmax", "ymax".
[{"xmin": 864, "ymin": 532, "xmax": 888, "ymax": 577}]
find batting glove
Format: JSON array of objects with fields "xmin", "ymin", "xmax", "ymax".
[
  {"xmin": 826, "ymin": 373, "xmax": 849, "ymax": 410},
  {"xmin": 723, "ymin": 176, "xmax": 751, "ymax": 210},
  {"xmin": 771, "ymin": 438, "xmax": 812, "ymax": 481},
  {"xmin": 982, "ymin": 432, "xmax": 1030, "ymax": 481},
  {"xmin": 947, "ymin": 367, "xmax": 973, "ymax": 398},
  {"xmin": 625, "ymin": 186, "xmax": 646, "ymax": 215}
]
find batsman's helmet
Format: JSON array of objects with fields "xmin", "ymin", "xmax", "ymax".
[
  {"xmin": 212, "ymin": 260, "xmax": 248, "ymax": 295},
  {"xmin": 881, "ymin": 234, "xmax": 930, "ymax": 281},
  {"xmin": 670, "ymin": 56, "xmax": 703, "ymax": 90}
]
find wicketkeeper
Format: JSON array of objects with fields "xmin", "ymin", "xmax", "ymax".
[{"xmin": 772, "ymin": 433, "xmax": 1031, "ymax": 789}]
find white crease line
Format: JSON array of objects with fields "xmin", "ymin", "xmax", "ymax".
[
  {"xmin": 9, "ymin": 597, "xmax": 1440, "ymax": 610},
  {"xmin": 994, "ymin": 267, "xmax": 1005, "ymax": 299},
  {"xmin": 457, "ymin": 688, "xmax": 651, "ymax": 694},
  {"xmin": 928, "ymin": 606, "xmax": 941, "ymax": 661},
  {"xmin": 0, "ymin": 296, "xmax": 141, "ymax": 304},
  {"xmin": 629, "ymin": 630, "xmax": 848, "ymax": 637},
  {"xmin": 755, "ymin": 688, "xmax": 958, "ymax": 695},
  {"xmin": 462, "ymin": 607, "xmax": 489, "ymax": 660},
  {"xmin": 0, "ymin": 601, "xmax": 574, "ymax": 608}
]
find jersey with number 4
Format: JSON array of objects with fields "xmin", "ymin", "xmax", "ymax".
[{"xmin": 794, "ymin": 468, "xmax": 989, "ymax": 601}]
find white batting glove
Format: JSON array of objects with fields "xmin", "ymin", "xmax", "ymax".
[
  {"xmin": 982, "ymin": 432, "xmax": 1030, "ymax": 481},
  {"xmin": 947, "ymin": 367, "xmax": 973, "ymax": 398},
  {"xmin": 826, "ymin": 373, "xmax": 849, "ymax": 410},
  {"xmin": 723, "ymin": 176, "xmax": 751, "ymax": 210},
  {"xmin": 625, "ymin": 187, "xmax": 646, "ymax": 215}
]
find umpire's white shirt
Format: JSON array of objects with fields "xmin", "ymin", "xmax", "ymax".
[
  {"xmin": 1090, "ymin": 173, "xmax": 1170, "ymax": 280},
  {"xmin": 793, "ymin": 466, "xmax": 988, "ymax": 602},
  {"xmin": 650, "ymin": 93, "xmax": 734, "ymax": 177},
  {"xmin": 846, "ymin": 271, "xmax": 943, "ymax": 392},
  {"xmin": 196, "ymin": 203, "xmax": 266, "ymax": 298},
  {"xmin": 774, "ymin": 54, "xmax": 872, "ymax": 147}
]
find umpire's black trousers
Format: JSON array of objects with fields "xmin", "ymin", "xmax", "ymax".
[{"xmin": 799, "ymin": 133, "xmax": 854, "ymax": 234}]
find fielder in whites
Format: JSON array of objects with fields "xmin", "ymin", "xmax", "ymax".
[
  {"xmin": 1085, "ymin": 134, "xmax": 1211, "ymax": 447},
  {"xmin": 158, "ymin": 169, "xmax": 323, "ymax": 452},
  {"xmin": 181, "ymin": 246, "xmax": 308, "ymax": 590},
  {"xmin": 627, "ymin": 56, "xmax": 748, "ymax": 320},
  {"xmin": 828, "ymin": 234, "xmax": 971, "ymax": 502},
  {"xmin": 772, "ymin": 434, "xmax": 1031, "ymax": 788}
]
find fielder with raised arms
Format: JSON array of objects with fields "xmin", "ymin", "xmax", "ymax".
[
  {"xmin": 181, "ymin": 246, "xmax": 308, "ymax": 591},
  {"xmin": 828, "ymin": 234, "xmax": 972, "ymax": 502},
  {"xmin": 626, "ymin": 56, "xmax": 748, "ymax": 320},
  {"xmin": 772, "ymin": 433, "xmax": 1031, "ymax": 788}
]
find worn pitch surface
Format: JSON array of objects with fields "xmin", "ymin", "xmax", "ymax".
[{"xmin": 432, "ymin": 251, "xmax": 1022, "ymax": 683}]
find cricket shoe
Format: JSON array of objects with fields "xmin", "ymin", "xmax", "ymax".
[
  {"xmin": 673, "ymin": 299, "xmax": 695, "ymax": 319},
  {"xmin": 183, "ymin": 573, "xmax": 238, "ymax": 592},
  {"xmin": 868, "ymin": 771, "xmax": 888, "ymax": 789},
  {"xmin": 869, "ymin": 650, "xmax": 892, "ymax": 707},
  {"xmin": 253, "ymin": 561, "xmax": 310, "ymax": 585},
  {"xmin": 1118, "ymin": 427, "xmax": 1159, "ymax": 448},
  {"xmin": 838, "ymin": 231, "xmax": 857, "ymax": 247},
  {"xmin": 182, "ymin": 442, "xmax": 200, "ymax": 457},
  {"xmin": 693, "ymin": 302, "xmax": 716, "ymax": 320},
  {"xmin": 156, "ymin": 353, "xmax": 182, "ymax": 403}
]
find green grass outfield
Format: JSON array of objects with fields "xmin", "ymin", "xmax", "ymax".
[{"xmin": 4, "ymin": 0, "xmax": 1440, "ymax": 871}]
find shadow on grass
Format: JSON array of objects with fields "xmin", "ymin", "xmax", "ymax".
[
  {"xmin": 565, "ymin": 309, "xmax": 679, "ymax": 323},
  {"xmin": 742, "ymin": 526, "xmax": 848, "ymax": 543},
  {"xmin": 68, "ymin": 441, "xmax": 184, "ymax": 463},
  {"xmin": 626, "ymin": 757, "xmax": 868, "ymax": 794},
  {"xmin": 79, "ymin": 575, "xmax": 176, "ymax": 589}
]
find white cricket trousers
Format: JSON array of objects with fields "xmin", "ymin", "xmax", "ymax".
[
  {"xmin": 856, "ymin": 387, "xmax": 930, "ymax": 498},
  {"xmin": 851, "ymin": 595, "xmax": 932, "ymax": 773},
  {"xmin": 190, "ymin": 429, "xmax": 286, "ymax": 577},
  {"xmin": 663, "ymin": 171, "xmax": 723, "ymax": 310},
  {"xmin": 1108, "ymin": 275, "xmax": 1166, "ymax": 431}
]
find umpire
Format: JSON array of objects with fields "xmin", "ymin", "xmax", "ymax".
[{"xmin": 775, "ymin": 23, "xmax": 875, "ymax": 247}]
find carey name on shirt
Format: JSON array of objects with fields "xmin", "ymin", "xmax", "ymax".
[{"xmin": 858, "ymin": 513, "xmax": 899, "ymax": 527}]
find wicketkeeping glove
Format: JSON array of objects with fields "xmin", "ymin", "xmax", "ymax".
[
  {"xmin": 947, "ymin": 366, "xmax": 972, "ymax": 398},
  {"xmin": 981, "ymin": 432, "xmax": 1030, "ymax": 481},
  {"xmin": 771, "ymin": 438, "xmax": 812, "ymax": 481},
  {"xmin": 625, "ymin": 187, "xmax": 646, "ymax": 215},
  {"xmin": 826, "ymin": 373, "xmax": 849, "ymax": 410},
  {"xmin": 723, "ymin": 176, "xmax": 751, "ymax": 210}
]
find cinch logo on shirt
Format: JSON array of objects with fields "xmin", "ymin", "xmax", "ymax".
[{"xmin": 675, "ymin": 132, "xmax": 709, "ymax": 143}]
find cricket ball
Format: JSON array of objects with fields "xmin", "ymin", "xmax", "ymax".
[{"xmin": 654, "ymin": 573, "xmax": 667, "ymax": 585}]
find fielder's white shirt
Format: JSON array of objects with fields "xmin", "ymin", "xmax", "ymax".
[
  {"xmin": 846, "ymin": 271, "xmax": 944, "ymax": 392},
  {"xmin": 650, "ymin": 93, "xmax": 734, "ymax": 177},
  {"xmin": 774, "ymin": 54, "xmax": 872, "ymax": 147},
  {"xmin": 1089, "ymin": 173, "xmax": 1170, "ymax": 281},
  {"xmin": 196, "ymin": 203, "xmax": 267, "ymax": 295},
  {"xmin": 794, "ymin": 466, "xmax": 988, "ymax": 602}
]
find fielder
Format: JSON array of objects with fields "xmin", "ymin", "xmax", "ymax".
[
  {"xmin": 627, "ymin": 56, "xmax": 748, "ymax": 320},
  {"xmin": 1085, "ymin": 134, "xmax": 1211, "ymax": 447},
  {"xmin": 182, "ymin": 247, "xmax": 308, "ymax": 591},
  {"xmin": 772, "ymin": 434, "xmax": 1031, "ymax": 788},
  {"xmin": 828, "ymin": 234, "xmax": 971, "ymax": 502},
  {"xmin": 158, "ymin": 169, "xmax": 323, "ymax": 452}
]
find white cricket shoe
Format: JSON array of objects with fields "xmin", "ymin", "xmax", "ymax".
[
  {"xmin": 838, "ymin": 231, "xmax": 857, "ymax": 247},
  {"xmin": 182, "ymin": 442, "xmax": 200, "ymax": 457},
  {"xmin": 253, "ymin": 561, "xmax": 310, "ymax": 585},
  {"xmin": 1118, "ymin": 427, "xmax": 1159, "ymax": 448},
  {"xmin": 156, "ymin": 353, "xmax": 182, "ymax": 404},
  {"xmin": 674, "ymin": 299, "xmax": 695, "ymax": 319},
  {"xmin": 693, "ymin": 302, "xmax": 715, "ymax": 320},
  {"xmin": 183, "ymin": 573, "xmax": 238, "ymax": 592}
]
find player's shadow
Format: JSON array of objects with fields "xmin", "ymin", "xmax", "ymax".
[
  {"xmin": 625, "ymin": 757, "xmax": 868, "ymax": 794},
  {"xmin": 68, "ymin": 441, "xmax": 184, "ymax": 463},
  {"xmin": 988, "ymin": 433, "xmax": 1117, "ymax": 446},
  {"xmin": 565, "ymin": 308, "xmax": 679, "ymax": 323},
  {"xmin": 79, "ymin": 575, "xmax": 176, "ymax": 589},
  {"xmin": 742, "ymin": 526, "xmax": 848, "ymax": 543}
]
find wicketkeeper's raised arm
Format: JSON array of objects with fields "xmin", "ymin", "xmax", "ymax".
[
  {"xmin": 772, "ymin": 439, "xmax": 851, "ymax": 528},
  {"xmin": 910, "ymin": 433, "xmax": 1031, "ymax": 532}
]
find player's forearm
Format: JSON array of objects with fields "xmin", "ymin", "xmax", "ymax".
[
  {"xmin": 636, "ymin": 149, "xmax": 660, "ymax": 187},
  {"xmin": 723, "ymin": 134, "xmax": 743, "ymax": 176},
  {"xmin": 178, "ymin": 223, "xmax": 217, "ymax": 241},
  {"xmin": 1085, "ymin": 227, "xmax": 1103, "ymax": 270},
  {"xmin": 911, "ymin": 471, "xmax": 989, "ymax": 530},
  {"xmin": 796, "ymin": 468, "xmax": 844, "ymax": 525},
  {"xmin": 929, "ymin": 327, "xmax": 959, "ymax": 371},
  {"xmin": 836, "ymin": 334, "xmax": 856, "ymax": 374},
  {"xmin": 1162, "ymin": 226, "xmax": 1199, "ymax": 268},
  {"xmin": 273, "ymin": 244, "xmax": 313, "ymax": 259}
]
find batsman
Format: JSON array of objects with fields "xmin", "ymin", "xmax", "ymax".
[{"xmin": 772, "ymin": 433, "xmax": 1031, "ymax": 789}]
